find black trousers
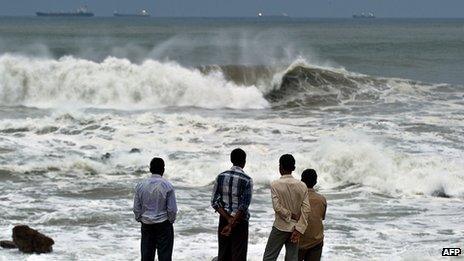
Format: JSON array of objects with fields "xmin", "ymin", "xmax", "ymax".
[
  {"xmin": 217, "ymin": 216, "xmax": 249, "ymax": 261},
  {"xmin": 298, "ymin": 241, "xmax": 323, "ymax": 261},
  {"xmin": 141, "ymin": 221, "xmax": 174, "ymax": 261}
]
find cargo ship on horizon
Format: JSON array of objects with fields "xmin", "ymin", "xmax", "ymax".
[
  {"xmin": 353, "ymin": 12, "xmax": 376, "ymax": 19},
  {"xmin": 113, "ymin": 9, "xmax": 150, "ymax": 17},
  {"xmin": 256, "ymin": 12, "xmax": 291, "ymax": 20},
  {"xmin": 36, "ymin": 6, "xmax": 94, "ymax": 17}
]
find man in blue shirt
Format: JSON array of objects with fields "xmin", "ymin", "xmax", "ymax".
[
  {"xmin": 133, "ymin": 157, "xmax": 177, "ymax": 261},
  {"xmin": 211, "ymin": 148, "xmax": 253, "ymax": 261}
]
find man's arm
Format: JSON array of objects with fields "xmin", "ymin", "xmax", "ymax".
[
  {"xmin": 211, "ymin": 176, "xmax": 221, "ymax": 209},
  {"xmin": 216, "ymin": 208, "xmax": 233, "ymax": 223},
  {"xmin": 211, "ymin": 176, "xmax": 233, "ymax": 222},
  {"xmin": 133, "ymin": 184, "xmax": 142, "ymax": 222},
  {"xmin": 166, "ymin": 186, "xmax": 178, "ymax": 223},
  {"xmin": 294, "ymin": 190, "xmax": 311, "ymax": 234},
  {"xmin": 271, "ymin": 184, "xmax": 292, "ymax": 222},
  {"xmin": 291, "ymin": 190, "xmax": 311, "ymax": 243},
  {"xmin": 235, "ymin": 179, "xmax": 252, "ymax": 222},
  {"xmin": 322, "ymin": 198, "xmax": 327, "ymax": 220}
]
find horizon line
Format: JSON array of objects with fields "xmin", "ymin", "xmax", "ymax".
[{"xmin": 1, "ymin": 15, "xmax": 464, "ymax": 19}]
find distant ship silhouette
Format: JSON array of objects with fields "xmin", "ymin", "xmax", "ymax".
[
  {"xmin": 353, "ymin": 12, "xmax": 376, "ymax": 19},
  {"xmin": 257, "ymin": 12, "xmax": 290, "ymax": 19},
  {"xmin": 114, "ymin": 9, "xmax": 150, "ymax": 17},
  {"xmin": 36, "ymin": 6, "xmax": 94, "ymax": 17}
]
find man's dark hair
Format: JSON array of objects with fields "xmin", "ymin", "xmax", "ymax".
[
  {"xmin": 150, "ymin": 157, "xmax": 165, "ymax": 175},
  {"xmin": 301, "ymin": 169, "xmax": 317, "ymax": 188},
  {"xmin": 279, "ymin": 154, "xmax": 295, "ymax": 172},
  {"xmin": 230, "ymin": 148, "xmax": 246, "ymax": 167}
]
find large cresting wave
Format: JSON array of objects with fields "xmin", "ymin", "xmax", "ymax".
[
  {"xmin": 0, "ymin": 55, "xmax": 269, "ymax": 109},
  {"xmin": 1, "ymin": 55, "xmax": 435, "ymax": 109},
  {"xmin": 206, "ymin": 60, "xmax": 436, "ymax": 107}
]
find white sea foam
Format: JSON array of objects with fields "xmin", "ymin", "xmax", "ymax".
[
  {"xmin": 1, "ymin": 111, "xmax": 463, "ymax": 198},
  {"xmin": 304, "ymin": 131, "xmax": 464, "ymax": 198},
  {"xmin": 0, "ymin": 55, "xmax": 269, "ymax": 109}
]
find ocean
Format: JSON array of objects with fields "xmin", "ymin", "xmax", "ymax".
[{"xmin": 0, "ymin": 17, "xmax": 463, "ymax": 260}]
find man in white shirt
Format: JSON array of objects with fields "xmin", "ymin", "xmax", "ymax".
[
  {"xmin": 133, "ymin": 157, "xmax": 178, "ymax": 261},
  {"xmin": 263, "ymin": 154, "xmax": 311, "ymax": 261}
]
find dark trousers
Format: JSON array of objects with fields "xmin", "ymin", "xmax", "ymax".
[
  {"xmin": 263, "ymin": 226, "xmax": 298, "ymax": 261},
  {"xmin": 298, "ymin": 242, "xmax": 323, "ymax": 261},
  {"xmin": 141, "ymin": 221, "xmax": 174, "ymax": 261},
  {"xmin": 217, "ymin": 216, "xmax": 249, "ymax": 261}
]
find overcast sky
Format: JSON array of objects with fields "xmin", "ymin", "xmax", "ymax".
[{"xmin": 1, "ymin": 0, "xmax": 463, "ymax": 17}]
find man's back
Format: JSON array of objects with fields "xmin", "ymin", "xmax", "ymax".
[
  {"xmin": 271, "ymin": 175, "xmax": 309, "ymax": 233},
  {"xmin": 134, "ymin": 174, "xmax": 177, "ymax": 224},
  {"xmin": 211, "ymin": 166, "xmax": 253, "ymax": 219},
  {"xmin": 300, "ymin": 189, "xmax": 327, "ymax": 249}
]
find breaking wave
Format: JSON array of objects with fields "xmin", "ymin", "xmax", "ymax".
[
  {"xmin": 306, "ymin": 132, "xmax": 464, "ymax": 198},
  {"xmin": 0, "ymin": 55, "xmax": 268, "ymax": 109},
  {"xmin": 207, "ymin": 60, "xmax": 435, "ymax": 107},
  {"xmin": 0, "ymin": 54, "xmax": 439, "ymax": 109}
]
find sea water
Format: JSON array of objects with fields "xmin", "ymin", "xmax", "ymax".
[{"xmin": 0, "ymin": 17, "xmax": 463, "ymax": 260}]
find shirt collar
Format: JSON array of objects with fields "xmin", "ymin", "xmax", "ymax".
[
  {"xmin": 280, "ymin": 174, "xmax": 294, "ymax": 179},
  {"xmin": 308, "ymin": 188, "xmax": 315, "ymax": 192},
  {"xmin": 151, "ymin": 174, "xmax": 163, "ymax": 178},
  {"xmin": 230, "ymin": 166, "xmax": 244, "ymax": 173}
]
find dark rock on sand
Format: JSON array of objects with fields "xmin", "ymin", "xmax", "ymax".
[
  {"xmin": 0, "ymin": 240, "xmax": 17, "ymax": 249},
  {"xmin": 130, "ymin": 148, "xmax": 141, "ymax": 153},
  {"xmin": 12, "ymin": 225, "xmax": 54, "ymax": 254}
]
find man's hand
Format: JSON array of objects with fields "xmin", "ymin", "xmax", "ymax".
[
  {"xmin": 216, "ymin": 207, "xmax": 234, "ymax": 224},
  {"xmin": 227, "ymin": 216, "xmax": 234, "ymax": 225},
  {"xmin": 222, "ymin": 215, "xmax": 237, "ymax": 236},
  {"xmin": 291, "ymin": 213, "xmax": 301, "ymax": 221},
  {"xmin": 290, "ymin": 229, "xmax": 302, "ymax": 244},
  {"xmin": 221, "ymin": 224, "xmax": 233, "ymax": 237}
]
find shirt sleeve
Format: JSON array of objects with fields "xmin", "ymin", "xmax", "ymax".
[
  {"xmin": 322, "ymin": 197, "xmax": 327, "ymax": 220},
  {"xmin": 271, "ymin": 183, "xmax": 292, "ymax": 222},
  {"xmin": 211, "ymin": 176, "xmax": 223, "ymax": 210},
  {"xmin": 295, "ymin": 189, "xmax": 311, "ymax": 234},
  {"xmin": 166, "ymin": 185, "xmax": 178, "ymax": 223},
  {"xmin": 238, "ymin": 179, "xmax": 253, "ymax": 211},
  {"xmin": 133, "ymin": 183, "xmax": 142, "ymax": 222}
]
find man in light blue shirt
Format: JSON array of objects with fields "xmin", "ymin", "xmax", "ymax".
[{"xmin": 133, "ymin": 157, "xmax": 177, "ymax": 261}]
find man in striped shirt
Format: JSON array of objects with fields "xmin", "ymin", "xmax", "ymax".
[{"xmin": 211, "ymin": 148, "xmax": 253, "ymax": 261}]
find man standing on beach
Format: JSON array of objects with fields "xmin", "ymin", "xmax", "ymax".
[
  {"xmin": 211, "ymin": 148, "xmax": 253, "ymax": 261},
  {"xmin": 298, "ymin": 169, "xmax": 327, "ymax": 261},
  {"xmin": 263, "ymin": 154, "xmax": 311, "ymax": 261},
  {"xmin": 133, "ymin": 157, "xmax": 177, "ymax": 261}
]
